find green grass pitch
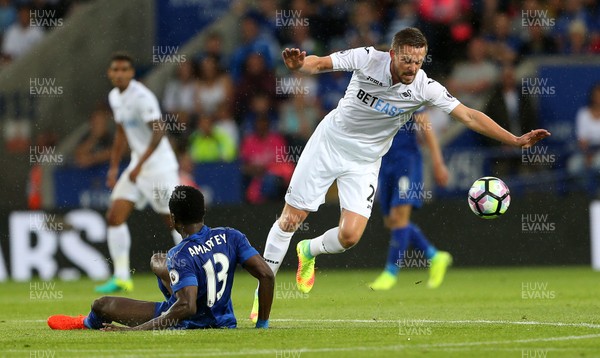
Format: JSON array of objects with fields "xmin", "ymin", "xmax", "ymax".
[{"xmin": 1, "ymin": 267, "xmax": 599, "ymax": 357}]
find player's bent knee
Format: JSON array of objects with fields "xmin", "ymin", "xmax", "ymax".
[
  {"xmin": 105, "ymin": 212, "xmax": 126, "ymax": 226},
  {"xmin": 387, "ymin": 219, "xmax": 409, "ymax": 229},
  {"xmin": 338, "ymin": 230, "xmax": 361, "ymax": 249},
  {"xmin": 91, "ymin": 296, "xmax": 111, "ymax": 315},
  {"xmin": 388, "ymin": 207, "xmax": 411, "ymax": 228}
]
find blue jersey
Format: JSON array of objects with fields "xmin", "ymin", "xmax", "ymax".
[
  {"xmin": 383, "ymin": 119, "xmax": 420, "ymax": 164},
  {"xmin": 166, "ymin": 225, "xmax": 259, "ymax": 329},
  {"xmin": 379, "ymin": 117, "xmax": 424, "ymax": 214}
]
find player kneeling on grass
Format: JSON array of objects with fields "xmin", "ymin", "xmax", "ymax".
[{"xmin": 48, "ymin": 185, "xmax": 274, "ymax": 330}]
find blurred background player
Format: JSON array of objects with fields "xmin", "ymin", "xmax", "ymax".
[
  {"xmin": 370, "ymin": 109, "xmax": 451, "ymax": 291},
  {"xmin": 95, "ymin": 53, "xmax": 181, "ymax": 294},
  {"xmin": 568, "ymin": 83, "xmax": 600, "ymax": 193},
  {"xmin": 48, "ymin": 185, "xmax": 274, "ymax": 330}
]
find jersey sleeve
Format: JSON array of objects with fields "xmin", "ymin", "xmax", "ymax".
[
  {"xmin": 575, "ymin": 108, "xmax": 589, "ymax": 141},
  {"xmin": 167, "ymin": 247, "xmax": 198, "ymax": 293},
  {"xmin": 136, "ymin": 91, "xmax": 162, "ymax": 123},
  {"xmin": 330, "ymin": 47, "xmax": 372, "ymax": 72},
  {"xmin": 231, "ymin": 230, "xmax": 260, "ymax": 264},
  {"xmin": 107, "ymin": 90, "xmax": 122, "ymax": 124},
  {"xmin": 423, "ymin": 80, "xmax": 461, "ymax": 114}
]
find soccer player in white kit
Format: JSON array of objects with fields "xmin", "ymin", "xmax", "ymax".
[
  {"xmin": 249, "ymin": 28, "xmax": 550, "ymax": 320},
  {"xmin": 95, "ymin": 53, "xmax": 181, "ymax": 293}
]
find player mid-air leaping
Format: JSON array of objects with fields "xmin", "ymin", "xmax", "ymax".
[{"xmin": 250, "ymin": 27, "xmax": 550, "ymax": 321}]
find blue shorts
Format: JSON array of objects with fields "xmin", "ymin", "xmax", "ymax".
[
  {"xmin": 378, "ymin": 152, "xmax": 424, "ymax": 216},
  {"xmin": 153, "ymin": 296, "xmax": 236, "ymax": 329}
]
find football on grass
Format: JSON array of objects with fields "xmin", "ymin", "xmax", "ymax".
[{"xmin": 468, "ymin": 176, "xmax": 511, "ymax": 219}]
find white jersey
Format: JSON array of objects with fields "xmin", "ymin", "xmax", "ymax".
[
  {"xmin": 108, "ymin": 79, "xmax": 178, "ymax": 174},
  {"xmin": 576, "ymin": 107, "xmax": 600, "ymax": 146},
  {"xmin": 326, "ymin": 46, "xmax": 460, "ymax": 161}
]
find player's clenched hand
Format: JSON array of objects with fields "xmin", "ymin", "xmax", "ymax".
[
  {"xmin": 129, "ymin": 165, "xmax": 142, "ymax": 183},
  {"xmin": 106, "ymin": 167, "xmax": 119, "ymax": 189},
  {"xmin": 433, "ymin": 163, "xmax": 450, "ymax": 187},
  {"xmin": 282, "ymin": 48, "xmax": 306, "ymax": 71},
  {"xmin": 516, "ymin": 129, "xmax": 551, "ymax": 148}
]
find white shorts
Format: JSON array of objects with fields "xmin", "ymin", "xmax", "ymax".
[
  {"xmin": 111, "ymin": 167, "xmax": 180, "ymax": 214},
  {"xmin": 285, "ymin": 124, "xmax": 381, "ymax": 218}
]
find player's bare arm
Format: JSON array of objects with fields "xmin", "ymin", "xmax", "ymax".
[
  {"xmin": 243, "ymin": 255, "xmax": 274, "ymax": 324},
  {"xmin": 102, "ymin": 285, "xmax": 198, "ymax": 331},
  {"xmin": 578, "ymin": 139, "xmax": 592, "ymax": 166},
  {"xmin": 128, "ymin": 120, "xmax": 166, "ymax": 183},
  {"xmin": 450, "ymin": 104, "xmax": 551, "ymax": 148},
  {"xmin": 107, "ymin": 124, "xmax": 128, "ymax": 189},
  {"xmin": 414, "ymin": 112, "xmax": 449, "ymax": 186},
  {"xmin": 282, "ymin": 48, "xmax": 333, "ymax": 74}
]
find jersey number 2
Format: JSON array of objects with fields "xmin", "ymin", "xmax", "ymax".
[
  {"xmin": 202, "ymin": 253, "xmax": 230, "ymax": 307},
  {"xmin": 367, "ymin": 184, "xmax": 375, "ymax": 204}
]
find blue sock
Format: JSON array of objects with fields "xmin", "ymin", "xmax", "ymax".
[
  {"xmin": 384, "ymin": 227, "xmax": 411, "ymax": 276},
  {"xmin": 83, "ymin": 310, "xmax": 108, "ymax": 330},
  {"xmin": 157, "ymin": 276, "xmax": 171, "ymax": 300},
  {"xmin": 408, "ymin": 223, "xmax": 437, "ymax": 259}
]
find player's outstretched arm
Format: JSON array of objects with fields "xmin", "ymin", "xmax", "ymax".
[
  {"xmin": 282, "ymin": 48, "xmax": 333, "ymax": 75},
  {"xmin": 243, "ymin": 255, "xmax": 274, "ymax": 328},
  {"xmin": 450, "ymin": 104, "xmax": 551, "ymax": 148}
]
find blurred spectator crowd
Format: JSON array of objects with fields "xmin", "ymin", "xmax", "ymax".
[
  {"xmin": 0, "ymin": 0, "xmax": 85, "ymax": 65},
  {"xmin": 155, "ymin": 0, "xmax": 600, "ymax": 202},
  {"xmin": 27, "ymin": 0, "xmax": 600, "ymax": 204}
]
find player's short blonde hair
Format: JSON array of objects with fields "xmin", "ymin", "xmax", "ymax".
[{"xmin": 391, "ymin": 28, "xmax": 428, "ymax": 53}]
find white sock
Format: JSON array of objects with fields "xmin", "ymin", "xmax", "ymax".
[
  {"xmin": 263, "ymin": 221, "xmax": 294, "ymax": 275},
  {"xmin": 309, "ymin": 227, "xmax": 345, "ymax": 257},
  {"xmin": 171, "ymin": 229, "xmax": 182, "ymax": 245},
  {"xmin": 107, "ymin": 223, "xmax": 131, "ymax": 281}
]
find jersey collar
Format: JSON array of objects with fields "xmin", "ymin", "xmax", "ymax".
[
  {"xmin": 183, "ymin": 225, "xmax": 210, "ymax": 242},
  {"xmin": 118, "ymin": 79, "xmax": 137, "ymax": 96}
]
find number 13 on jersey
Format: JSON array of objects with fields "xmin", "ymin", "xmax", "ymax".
[{"xmin": 202, "ymin": 253, "xmax": 229, "ymax": 307}]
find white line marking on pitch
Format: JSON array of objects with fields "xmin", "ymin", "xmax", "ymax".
[{"xmin": 271, "ymin": 318, "xmax": 600, "ymax": 329}]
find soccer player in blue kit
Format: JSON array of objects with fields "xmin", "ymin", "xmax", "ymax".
[
  {"xmin": 48, "ymin": 185, "xmax": 274, "ymax": 330},
  {"xmin": 370, "ymin": 109, "xmax": 452, "ymax": 291}
]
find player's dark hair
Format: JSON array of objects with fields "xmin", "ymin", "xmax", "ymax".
[
  {"xmin": 391, "ymin": 28, "xmax": 428, "ymax": 52},
  {"xmin": 169, "ymin": 185, "xmax": 205, "ymax": 225},
  {"xmin": 110, "ymin": 52, "xmax": 135, "ymax": 68}
]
